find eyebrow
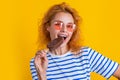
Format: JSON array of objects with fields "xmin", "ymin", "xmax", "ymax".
[
  {"xmin": 52, "ymin": 20, "xmax": 62, "ymax": 23},
  {"xmin": 52, "ymin": 20, "xmax": 74, "ymax": 24}
]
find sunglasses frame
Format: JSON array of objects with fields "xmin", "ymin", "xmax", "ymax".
[{"xmin": 52, "ymin": 21, "xmax": 76, "ymax": 32}]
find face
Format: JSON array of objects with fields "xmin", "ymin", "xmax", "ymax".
[{"xmin": 47, "ymin": 12, "xmax": 76, "ymax": 47}]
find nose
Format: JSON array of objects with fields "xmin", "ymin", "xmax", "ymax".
[{"xmin": 61, "ymin": 25, "xmax": 67, "ymax": 32}]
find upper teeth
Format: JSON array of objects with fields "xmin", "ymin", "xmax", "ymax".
[{"xmin": 58, "ymin": 35, "xmax": 67, "ymax": 38}]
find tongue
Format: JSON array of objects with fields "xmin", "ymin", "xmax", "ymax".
[{"xmin": 47, "ymin": 37, "xmax": 64, "ymax": 51}]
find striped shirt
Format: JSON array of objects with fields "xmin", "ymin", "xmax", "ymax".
[{"xmin": 30, "ymin": 47, "xmax": 119, "ymax": 80}]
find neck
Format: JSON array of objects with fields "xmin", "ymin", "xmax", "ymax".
[{"xmin": 52, "ymin": 45, "xmax": 69, "ymax": 55}]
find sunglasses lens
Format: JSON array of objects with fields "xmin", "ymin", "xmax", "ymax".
[
  {"xmin": 66, "ymin": 24, "xmax": 75, "ymax": 32},
  {"xmin": 53, "ymin": 21, "xmax": 76, "ymax": 32},
  {"xmin": 54, "ymin": 22, "xmax": 62, "ymax": 30}
]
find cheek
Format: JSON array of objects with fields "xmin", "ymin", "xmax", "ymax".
[
  {"xmin": 49, "ymin": 29, "xmax": 59, "ymax": 39},
  {"xmin": 69, "ymin": 32, "xmax": 73, "ymax": 37},
  {"xmin": 49, "ymin": 27, "xmax": 57, "ymax": 34},
  {"xmin": 67, "ymin": 32, "xmax": 73, "ymax": 40},
  {"xmin": 50, "ymin": 29, "xmax": 59, "ymax": 35},
  {"xmin": 67, "ymin": 28, "xmax": 74, "ymax": 32}
]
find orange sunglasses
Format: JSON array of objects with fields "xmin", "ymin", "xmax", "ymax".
[{"xmin": 53, "ymin": 21, "xmax": 76, "ymax": 32}]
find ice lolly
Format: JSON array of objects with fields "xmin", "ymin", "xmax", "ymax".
[{"xmin": 47, "ymin": 37, "xmax": 64, "ymax": 51}]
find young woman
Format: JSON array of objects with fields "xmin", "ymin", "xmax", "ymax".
[{"xmin": 30, "ymin": 2, "xmax": 120, "ymax": 80}]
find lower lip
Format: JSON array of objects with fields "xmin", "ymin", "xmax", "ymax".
[{"xmin": 63, "ymin": 38, "xmax": 67, "ymax": 42}]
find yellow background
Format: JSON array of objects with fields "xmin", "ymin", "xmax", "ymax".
[{"xmin": 0, "ymin": 0, "xmax": 120, "ymax": 80}]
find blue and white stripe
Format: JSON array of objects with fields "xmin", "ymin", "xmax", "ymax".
[{"xmin": 30, "ymin": 47, "xmax": 119, "ymax": 80}]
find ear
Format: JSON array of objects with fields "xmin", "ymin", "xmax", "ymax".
[
  {"xmin": 47, "ymin": 25, "xmax": 52, "ymax": 32},
  {"xmin": 47, "ymin": 27, "xmax": 50, "ymax": 31}
]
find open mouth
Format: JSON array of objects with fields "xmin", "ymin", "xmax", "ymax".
[
  {"xmin": 58, "ymin": 35, "xmax": 67, "ymax": 40},
  {"xmin": 63, "ymin": 36, "xmax": 67, "ymax": 40}
]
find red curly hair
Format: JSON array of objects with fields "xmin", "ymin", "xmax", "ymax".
[{"xmin": 37, "ymin": 2, "xmax": 83, "ymax": 52}]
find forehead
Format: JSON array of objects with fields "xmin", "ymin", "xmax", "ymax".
[{"xmin": 52, "ymin": 12, "xmax": 74, "ymax": 23}]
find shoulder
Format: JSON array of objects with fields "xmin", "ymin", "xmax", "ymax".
[
  {"xmin": 30, "ymin": 58, "xmax": 35, "ymax": 66},
  {"xmin": 71, "ymin": 46, "xmax": 92, "ymax": 57},
  {"xmin": 79, "ymin": 46, "xmax": 92, "ymax": 54},
  {"xmin": 80, "ymin": 46, "xmax": 90, "ymax": 51},
  {"xmin": 77, "ymin": 46, "xmax": 99, "ymax": 58},
  {"xmin": 30, "ymin": 58, "xmax": 34, "ymax": 62}
]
